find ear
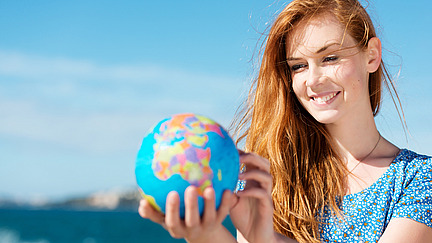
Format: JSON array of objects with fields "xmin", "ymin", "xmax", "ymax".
[{"xmin": 366, "ymin": 37, "xmax": 382, "ymax": 73}]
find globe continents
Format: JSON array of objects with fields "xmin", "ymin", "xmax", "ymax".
[{"xmin": 135, "ymin": 113, "xmax": 240, "ymax": 218}]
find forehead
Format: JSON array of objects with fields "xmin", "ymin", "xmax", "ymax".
[{"xmin": 287, "ymin": 15, "xmax": 356, "ymax": 57}]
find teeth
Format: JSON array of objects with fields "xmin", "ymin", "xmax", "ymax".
[{"xmin": 313, "ymin": 92, "xmax": 337, "ymax": 103}]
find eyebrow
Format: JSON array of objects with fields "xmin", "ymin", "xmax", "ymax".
[{"xmin": 287, "ymin": 42, "xmax": 341, "ymax": 61}]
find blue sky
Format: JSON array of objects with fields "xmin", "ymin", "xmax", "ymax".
[{"xmin": 1, "ymin": 0, "xmax": 431, "ymax": 201}]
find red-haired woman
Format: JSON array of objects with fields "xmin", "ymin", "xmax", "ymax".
[{"xmin": 139, "ymin": 0, "xmax": 432, "ymax": 242}]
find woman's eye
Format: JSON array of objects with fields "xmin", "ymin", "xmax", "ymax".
[
  {"xmin": 290, "ymin": 64, "xmax": 307, "ymax": 72},
  {"xmin": 323, "ymin": 56, "xmax": 338, "ymax": 62}
]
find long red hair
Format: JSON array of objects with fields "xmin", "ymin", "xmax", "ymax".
[{"xmin": 232, "ymin": 0, "xmax": 402, "ymax": 242}]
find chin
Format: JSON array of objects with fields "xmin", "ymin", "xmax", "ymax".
[{"xmin": 309, "ymin": 112, "xmax": 341, "ymax": 125}]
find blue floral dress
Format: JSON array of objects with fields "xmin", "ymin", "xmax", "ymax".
[{"xmin": 318, "ymin": 149, "xmax": 432, "ymax": 242}]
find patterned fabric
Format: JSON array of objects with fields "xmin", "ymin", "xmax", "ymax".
[{"xmin": 318, "ymin": 149, "xmax": 432, "ymax": 242}]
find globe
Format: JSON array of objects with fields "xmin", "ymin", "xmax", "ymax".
[{"xmin": 135, "ymin": 113, "xmax": 240, "ymax": 218}]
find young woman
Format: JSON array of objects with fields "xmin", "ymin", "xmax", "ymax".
[{"xmin": 139, "ymin": 0, "xmax": 432, "ymax": 242}]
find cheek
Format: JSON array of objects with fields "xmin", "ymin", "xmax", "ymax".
[
  {"xmin": 291, "ymin": 76, "xmax": 306, "ymax": 97},
  {"xmin": 335, "ymin": 61, "xmax": 355, "ymax": 80},
  {"xmin": 336, "ymin": 61, "xmax": 366, "ymax": 90}
]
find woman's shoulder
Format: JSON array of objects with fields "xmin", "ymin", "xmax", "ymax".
[
  {"xmin": 395, "ymin": 148, "xmax": 431, "ymax": 160},
  {"xmin": 392, "ymin": 149, "xmax": 431, "ymax": 172},
  {"xmin": 389, "ymin": 149, "xmax": 432, "ymax": 228},
  {"xmin": 389, "ymin": 149, "xmax": 432, "ymax": 188}
]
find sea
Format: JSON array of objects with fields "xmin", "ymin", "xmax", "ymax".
[{"xmin": 0, "ymin": 209, "xmax": 236, "ymax": 243}]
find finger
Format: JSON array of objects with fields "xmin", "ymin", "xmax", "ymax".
[
  {"xmin": 239, "ymin": 170, "xmax": 272, "ymax": 194},
  {"xmin": 236, "ymin": 188, "xmax": 273, "ymax": 208},
  {"xmin": 138, "ymin": 199, "xmax": 165, "ymax": 224},
  {"xmin": 240, "ymin": 152, "xmax": 270, "ymax": 173},
  {"xmin": 202, "ymin": 187, "xmax": 216, "ymax": 227},
  {"xmin": 165, "ymin": 191, "xmax": 185, "ymax": 238},
  {"xmin": 236, "ymin": 188, "xmax": 273, "ymax": 219},
  {"xmin": 184, "ymin": 186, "xmax": 201, "ymax": 228},
  {"xmin": 215, "ymin": 190, "xmax": 233, "ymax": 224}
]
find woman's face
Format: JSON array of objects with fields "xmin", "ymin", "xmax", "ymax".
[{"xmin": 287, "ymin": 15, "xmax": 372, "ymax": 126}]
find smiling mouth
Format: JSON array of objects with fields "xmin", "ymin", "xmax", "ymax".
[{"xmin": 311, "ymin": 91, "xmax": 340, "ymax": 104}]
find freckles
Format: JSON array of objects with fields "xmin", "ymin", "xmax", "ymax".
[
  {"xmin": 350, "ymin": 79, "xmax": 363, "ymax": 93},
  {"xmin": 352, "ymin": 80, "xmax": 359, "ymax": 89}
]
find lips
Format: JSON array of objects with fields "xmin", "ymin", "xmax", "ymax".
[{"xmin": 310, "ymin": 91, "xmax": 340, "ymax": 104}]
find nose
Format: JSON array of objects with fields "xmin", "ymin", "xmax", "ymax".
[{"xmin": 306, "ymin": 64, "xmax": 323, "ymax": 87}]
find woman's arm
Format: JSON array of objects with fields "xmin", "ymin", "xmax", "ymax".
[
  {"xmin": 237, "ymin": 230, "xmax": 299, "ymax": 243},
  {"xmin": 378, "ymin": 218, "xmax": 432, "ymax": 243},
  {"xmin": 378, "ymin": 156, "xmax": 432, "ymax": 242}
]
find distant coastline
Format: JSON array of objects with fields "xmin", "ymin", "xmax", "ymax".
[{"xmin": 0, "ymin": 188, "xmax": 141, "ymax": 212}]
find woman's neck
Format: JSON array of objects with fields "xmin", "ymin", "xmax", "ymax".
[{"xmin": 325, "ymin": 108, "xmax": 380, "ymax": 163}]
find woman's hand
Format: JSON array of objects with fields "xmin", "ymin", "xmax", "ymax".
[
  {"xmin": 138, "ymin": 186, "xmax": 237, "ymax": 243},
  {"xmin": 230, "ymin": 151, "xmax": 278, "ymax": 243}
]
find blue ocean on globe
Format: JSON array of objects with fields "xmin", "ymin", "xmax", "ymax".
[{"xmin": 135, "ymin": 113, "xmax": 240, "ymax": 218}]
